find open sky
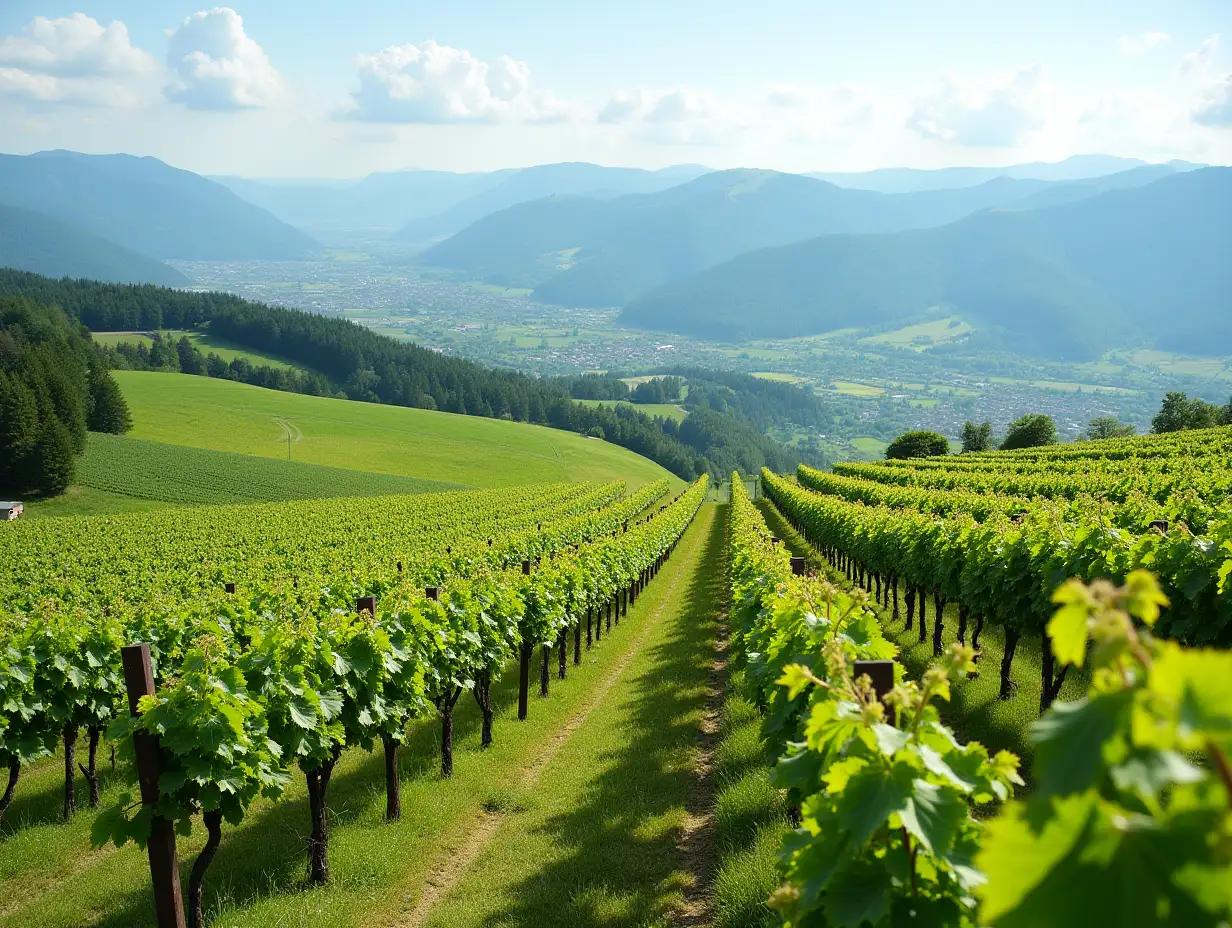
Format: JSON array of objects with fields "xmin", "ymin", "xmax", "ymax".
[{"xmin": 1, "ymin": 1, "xmax": 1229, "ymax": 177}]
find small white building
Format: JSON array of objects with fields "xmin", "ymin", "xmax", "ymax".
[{"xmin": 1, "ymin": 502, "xmax": 23, "ymax": 521}]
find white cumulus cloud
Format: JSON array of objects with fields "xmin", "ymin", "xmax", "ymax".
[
  {"xmin": 165, "ymin": 8, "xmax": 284, "ymax": 110},
  {"xmin": 1185, "ymin": 35, "xmax": 1232, "ymax": 128},
  {"xmin": 598, "ymin": 87, "xmax": 733, "ymax": 145},
  {"xmin": 1116, "ymin": 31, "xmax": 1170, "ymax": 55},
  {"xmin": 907, "ymin": 64, "xmax": 1045, "ymax": 147},
  {"xmin": 0, "ymin": 13, "xmax": 156, "ymax": 106},
  {"xmin": 344, "ymin": 40, "xmax": 573, "ymax": 123}
]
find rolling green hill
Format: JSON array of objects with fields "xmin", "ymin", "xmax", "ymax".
[
  {"xmin": 0, "ymin": 203, "xmax": 188, "ymax": 286},
  {"xmin": 418, "ymin": 167, "xmax": 1173, "ymax": 310},
  {"xmin": 24, "ymin": 432, "xmax": 461, "ymax": 518},
  {"xmin": 111, "ymin": 371, "xmax": 678, "ymax": 490},
  {"xmin": 0, "ymin": 151, "xmax": 319, "ymax": 261},
  {"xmin": 620, "ymin": 167, "xmax": 1232, "ymax": 360}
]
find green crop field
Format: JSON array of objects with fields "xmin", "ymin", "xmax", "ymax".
[
  {"xmin": 576, "ymin": 399, "xmax": 688, "ymax": 422},
  {"xmin": 861, "ymin": 315, "xmax": 972, "ymax": 349},
  {"xmin": 112, "ymin": 371, "xmax": 677, "ymax": 491},
  {"xmin": 24, "ymin": 433, "xmax": 461, "ymax": 518},
  {"xmin": 829, "ymin": 380, "xmax": 885, "ymax": 397}
]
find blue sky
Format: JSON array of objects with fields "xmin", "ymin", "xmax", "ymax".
[{"xmin": 0, "ymin": 1, "xmax": 1229, "ymax": 177}]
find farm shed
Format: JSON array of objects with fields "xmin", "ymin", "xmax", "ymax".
[{"xmin": 1, "ymin": 501, "xmax": 22, "ymax": 520}]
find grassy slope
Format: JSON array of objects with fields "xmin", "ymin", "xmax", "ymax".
[
  {"xmin": 112, "ymin": 371, "xmax": 677, "ymax": 491},
  {"xmin": 0, "ymin": 504, "xmax": 718, "ymax": 928},
  {"xmin": 421, "ymin": 503, "xmax": 722, "ymax": 928},
  {"xmin": 23, "ymin": 434, "xmax": 460, "ymax": 518}
]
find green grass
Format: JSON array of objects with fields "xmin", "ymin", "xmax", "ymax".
[
  {"xmin": 0, "ymin": 506, "xmax": 718, "ymax": 928},
  {"xmin": 17, "ymin": 486, "xmax": 188, "ymax": 519},
  {"xmin": 710, "ymin": 670, "xmax": 790, "ymax": 928},
  {"xmin": 748, "ymin": 372, "xmax": 808, "ymax": 384},
  {"xmin": 421, "ymin": 504, "xmax": 722, "ymax": 928},
  {"xmin": 849, "ymin": 436, "xmax": 889, "ymax": 458},
  {"xmin": 111, "ymin": 371, "xmax": 677, "ymax": 491},
  {"xmin": 91, "ymin": 329, "xmax": 310, "ymax": 373},
  {"xmin": 577, "ymin": 399, "xmax": 688, "ymax": 423},
  {"xmin": 861, "ymin": 316, "xmax": 972, "ymax": 349},
  {"xmin": 23, "ymin": 433, "xmax": 461, "ymax": 517},
  {"xmin": 829, "ymin": 381, "xmax": 885, "ymax": 397}
]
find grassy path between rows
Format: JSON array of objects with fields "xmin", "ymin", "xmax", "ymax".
[
  {"xmin": 412, "ymin": 503, "xmax": 725, "ymax": 928},
  {"xmin": 755, "ymin": 498, "xmax": 1086, "ymax": 780},
  {"xmin": 0, "ymin": 507, "xmax": 718, "ymax": 928}
]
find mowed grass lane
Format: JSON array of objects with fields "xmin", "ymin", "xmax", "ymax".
[
  {"xmin": 113, "ymin": 371, "xmax": 679, "ymax": 491},
  {"xmin": 0, "ymin": 507, "xmax": 716, "ymax": 928},
  {"xmin": 417, "ymin": 503, "xmax": 723, "ymax": 928}
]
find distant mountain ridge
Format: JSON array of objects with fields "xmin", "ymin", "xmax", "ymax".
[
  {"xmin": 392, "ymin": 162, "xmax": 712, "ymax": 243},
  {"xmin": 618, "ymin": 167, "xmax": 1232, "ymax": 360},
  {"xmin": 213, "ymin": 169, "xmax": 517, "ymax": 233},
  {"xmin": 808, "ymin": 154, "xmax": 1204, "ymax": 193},
  {"xmin": 0, "ymin": 151, "xmax": 320, "ymax": 261},
  {"xmin": 0, "ymin": 202, "xmax": 189, "ymax": 286},
  {"xmin": 417, "ymin": 164, "xmax": 1185, "ymax": 309}
]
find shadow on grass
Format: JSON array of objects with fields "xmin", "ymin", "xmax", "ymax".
[{"xmin": 448, "ymin": 506, "xmax": 726, "ymax": 928}]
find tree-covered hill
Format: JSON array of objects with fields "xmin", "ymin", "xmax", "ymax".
[
  {"xmin": 0, "ymin": 296, "xmax": 131, "ymax": 497},
  {"xmin": 620, "ymin": 167, "xmax": 1232, "ymax": 360},
  {"xmin": 0, "ymin": 270, "xmax": 806, "ymax": 481},
  {"xmin": 0, "ymin": 151, "xmax": 320, "ymax": 261},
  {"xmin": 0, "ymin": 204, "xmax": 189, "ymax": 286}
]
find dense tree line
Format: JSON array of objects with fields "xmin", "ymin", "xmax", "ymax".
[
  {"xmin": 552, "ymin": 373, "xmax": 629, "ymax": 400},
  {"xmin": 630, "ymin": 376, "xmax": 683, "ymax": 404},
  {"xmin": 0, "ymin": 272, "xmax": 810, "ymax": 480},
  {"xmin": 102, "ymin": 332, "xmax": 335, "ymax": 397},
  {"xmin": 661, "ymin": 366, "xmax": 836, "ymax": 433},
  {"xmin": 0, "ymin": 297, "xmax": 130, "ymax": 496},
  {"xmin": 1152, "ymin": 391, "xmax": 1232, "ymax": 433}
]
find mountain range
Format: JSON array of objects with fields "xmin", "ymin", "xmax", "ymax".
[
  {"xmin": 0, "ymin": 203, "xmax": 190, "ymax": 287},
  {"xmin": 417, "ymin": 163, "xmax": 1190, "ymax": 310},
  {"xmin": 619, "ymin": 167, "xmax": 1232, "ymax": 360},
  {"xmin": 808, "ymin": 154, "xmax": 1202, "ymax": 193}
]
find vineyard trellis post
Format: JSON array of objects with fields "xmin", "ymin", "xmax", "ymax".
[{"xmin": 121, "ymin": 643, "xmax": 187, "ymax": 928}]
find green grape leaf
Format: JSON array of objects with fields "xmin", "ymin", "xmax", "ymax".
[
  {"xmin": 834, "ymin": 760, "xmax": 913, "ymax": 847},
  {"xmin": 1030, "ymin": 691, "xmax": 1133, "ymax": 796},
  {"xmin": 1047, "ymin": 602, "xmax": 1090, "ymax": 668},
  {"xmin": 821, "ymin": 858, "xmax": 892, "ymax": 928},
  {"xmin": 977, "ymin": 791, "xmax": 1096, "ymax": 923},
  {"xmin": 900, "ymin": 778, "xmax": 968, "ymax": 857}
]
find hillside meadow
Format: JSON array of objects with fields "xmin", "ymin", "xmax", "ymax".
[{"xmin": 112, "ymin": 371, "xmax": 678, "ymax": 490}]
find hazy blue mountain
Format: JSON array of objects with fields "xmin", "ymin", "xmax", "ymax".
[
  {"xmin": 808, "ymin": 154, "xmax": 1163, "ymax": 193},
  {"xmin": 619, "ymin": 168, "xmax": 1232, "ymax": 360},
  {"xmin": 1008, "ymin": 163, "xmax": 1183, "ymax": 209},
  {"xmin": 214, "ymin": 169, "xmax": 516, "ymax": 233},
  {"xmin": 419, "ymin": 167, "xmax": 1166, "ymax": 308},
  {"xmin": 393, "ymin": 162, "xmax": 711, "ymax": 243},
  {"xmin": 0, "ymin": 203, "xmax": 190, "ymax": 286},
  {"xmin": 0, "ymin": 151, "xmax": 320, "ymax": 260}
]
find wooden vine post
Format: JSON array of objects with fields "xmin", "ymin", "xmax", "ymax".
[
  {"xmin": 853, "ymin": 659, "xmax": 896, "ymax": 724},
  {"xmin": 121, "ymin": 643, "xmax": 187, "ymax": 928},
  {"xmin": 518, "ymin": 560, "xmax": 532, "ymax": 720}
]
